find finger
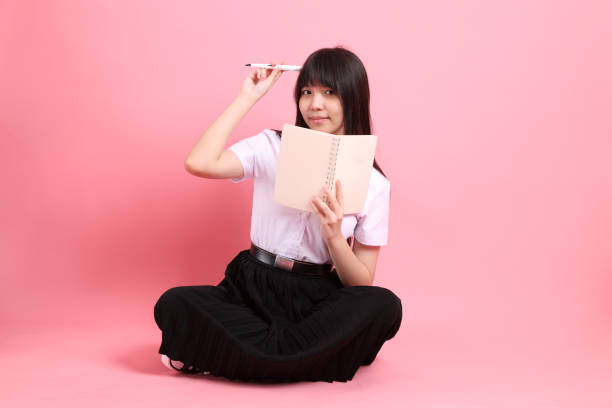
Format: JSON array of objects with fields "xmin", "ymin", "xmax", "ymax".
[
  {"xmin": 265, "ymin": 62, "xmax": 279, "ymax": 79},
  {"xmin": 266, "ymin": 61, "xmax": 275, "ymax": 75},
  {"xmin": 276, "ymin": 60, "xmax": 285, "ymax": 74},
  {"xmin": 274, "ymin": 61, "xmax": 285, "ymax": 71},
  {"xmin": 311, "ymin": 194, "xmax": 326, "ymax": 212},
  {"xmin": 269, "ymin": 61, "xmax": 284, "ymax": 81},
  {"xmin": 323, "ymin": 186, "xmax": 337, "ymax": 211},
  {"xmin": 324, "ymin": 185, "xmax": 341, "ymax": 216},
  {"xmin": 315, "ymin": 192, "xmax": 335, "ymax": 218},
  {"xmin": 336, "ymin": 180, "xmax": 344, "ymax": 209},
  {"xmin": 310, "ymin": 195, "xmax": 322, "ymax": 215}
]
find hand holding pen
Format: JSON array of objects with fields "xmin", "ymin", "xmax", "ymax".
[
  {"xmin": 245, "ymin": 63, "xmax": 302, "ymax": 71},
  {"xmin": 239, "ymin": 61, "xmax": 289, "ymax": 103}
]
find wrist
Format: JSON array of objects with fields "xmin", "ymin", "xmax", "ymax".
[
  {"xmin": 327, "ymin": 233, "xmax": 348, "ymax": 249},
  {"xmin": 235, "ymin": 93, "xmax": 259, "ymax": 107}
]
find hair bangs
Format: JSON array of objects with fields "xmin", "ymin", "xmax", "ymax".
[{"xmin": 297, "ymin": 54, "xmax": 342, "ymax": 94}]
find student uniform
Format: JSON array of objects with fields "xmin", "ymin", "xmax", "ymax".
[{"xmin": 153, "ymin": 128, "xmax": 402, "ymax": 382}]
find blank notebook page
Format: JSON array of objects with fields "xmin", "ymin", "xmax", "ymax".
[
  {"xmin": 274, "ymin": 124, "xmax": 377, "ymax": 214},
  {"xmin": 273, "ymin": 129, "xmax": 332, "ymax": 213}
]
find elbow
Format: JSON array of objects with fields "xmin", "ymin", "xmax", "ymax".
[
  {"xmin": 346, "ymin": 279, "xmax": 373, "ymax": 287},
  {"xmin": 184, "ymin": 159, "xmax": 196, "ymax": 175},
  {"xmin": 184, "ymin": 158, "xmax": 195, "ymax": 173},
  {"xmin": 338, "ymin": 265, "xmax": 375, "ymax": 287},
  {"xmin": 361, "ymin": 266, "xmax": 375, "ymax": 286},
  {"xmin": 346, "ymin": 274, "xmax": 374, "ymax": 287},
  {"xmin": 364, "ymin": 271, "xmax": 375, "ymax": 286},
  {"xmin": 184, "ymin": 158, "xmax": 206, "ymax": 176}
]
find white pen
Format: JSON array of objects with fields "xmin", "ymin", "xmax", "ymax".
[{"xmin": 245, "ymin": 63, "xmax": 302, "ymax": 71}]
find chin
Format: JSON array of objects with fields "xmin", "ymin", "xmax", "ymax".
[{"xmin": 311, "ymin": 122, "xmax": 333, "ymax": 130}]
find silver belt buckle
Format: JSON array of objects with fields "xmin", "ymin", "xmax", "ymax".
[{"xmin": 274, "ymin": 255, "xmax": 294, "ymax": 271}]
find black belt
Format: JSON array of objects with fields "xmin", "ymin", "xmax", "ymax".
[{"xmin": 249, "ymin": 242, "xmax": 333, "ymax": 276}]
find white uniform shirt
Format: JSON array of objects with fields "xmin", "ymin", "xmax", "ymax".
[{"xmin": 228, "ymin": 128, "xmax": 390, "ymax": 264}]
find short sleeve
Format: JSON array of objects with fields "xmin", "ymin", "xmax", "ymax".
[
  {"xmin": 354, "ymin": 179, "xmax": 390, "ymax": 246},
  {"xmin": 227, "ymin": 130, "xmax": 270, "ymax": 183}
]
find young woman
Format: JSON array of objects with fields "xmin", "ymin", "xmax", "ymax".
[{"xmin": 154, "ymin": 46, "xmax": 402, "ymax": 383}]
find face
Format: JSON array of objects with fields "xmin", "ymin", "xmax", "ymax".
[{"xmin": 298, "ymin": 82, "xmax": 345, "ymax": 135}]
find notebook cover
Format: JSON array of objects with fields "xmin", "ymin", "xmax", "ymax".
[{"xmin": 273, "ymin": 124, "xmax": 377, "ymax": 214}]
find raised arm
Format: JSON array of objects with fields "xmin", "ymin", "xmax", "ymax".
[{"xmin": 184, "ymin": 62, "xmax": 285, "ymax": 179}]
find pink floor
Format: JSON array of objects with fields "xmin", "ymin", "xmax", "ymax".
[{"xmin": 3, "ymin": 285, "xmax": 611, "ymax": 407}]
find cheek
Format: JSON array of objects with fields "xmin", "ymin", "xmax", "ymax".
[{"xmin": 332, "ymin": 103, "xmax": 343, "ymax": 118}]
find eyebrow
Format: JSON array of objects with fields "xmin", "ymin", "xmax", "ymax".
[{"xmin": 301, "ymin": 85, "xmax": 332, "ymax": 90}]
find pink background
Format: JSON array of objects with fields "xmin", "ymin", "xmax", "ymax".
[{"xmin": 1, "ymin": 0, "xmax": 611, "ymax": 406}]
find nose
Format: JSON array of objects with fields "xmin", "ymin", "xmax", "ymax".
[{"xmin": 309, "ymin": 92, "xmax": 325, "ymax": 110}]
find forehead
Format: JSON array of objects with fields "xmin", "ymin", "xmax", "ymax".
[{"xmin": 301, "ymin": 82, "xmax": 332, "ymax": 89}]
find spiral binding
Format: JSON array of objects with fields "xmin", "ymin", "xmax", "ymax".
[{"xmin": 322, "ymin": 136, "xmax": 340, "ymax": 206}]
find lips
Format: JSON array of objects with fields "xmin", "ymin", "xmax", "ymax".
[{"xmin": 309, "ymin": 117, "xmax": 328, "ymax": 120}]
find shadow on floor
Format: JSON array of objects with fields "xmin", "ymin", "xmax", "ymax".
[{"xmin": 113, "ymin": 342, "xmax": 313, "ymax": 388}]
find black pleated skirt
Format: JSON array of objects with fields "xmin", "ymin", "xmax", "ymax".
[{"xmin": 153, "ymin": 249, "xmax": 402, "ymax": 383}]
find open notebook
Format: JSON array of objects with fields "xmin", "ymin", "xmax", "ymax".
[{"xmin": 273, "ymin": 123, "xmax": 377, "ymax": 214}]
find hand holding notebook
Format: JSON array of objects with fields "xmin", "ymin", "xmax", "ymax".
[{"xmin": 273, "ymin": 124, "xmax": 377, "ymax": 214}]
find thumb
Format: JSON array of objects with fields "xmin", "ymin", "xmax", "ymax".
[{"xmin": 267, "ymin": 61, "xmax": 285, "ymax": 81}]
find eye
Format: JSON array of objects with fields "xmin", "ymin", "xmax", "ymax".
[{"xmin": 301, "ymin": 89, "xmax": 334, "ymax": 95}]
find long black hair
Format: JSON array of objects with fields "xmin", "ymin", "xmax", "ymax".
[{"xmin": 272, "ymin": 46, "xmax": 387, "ymax": 179}]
